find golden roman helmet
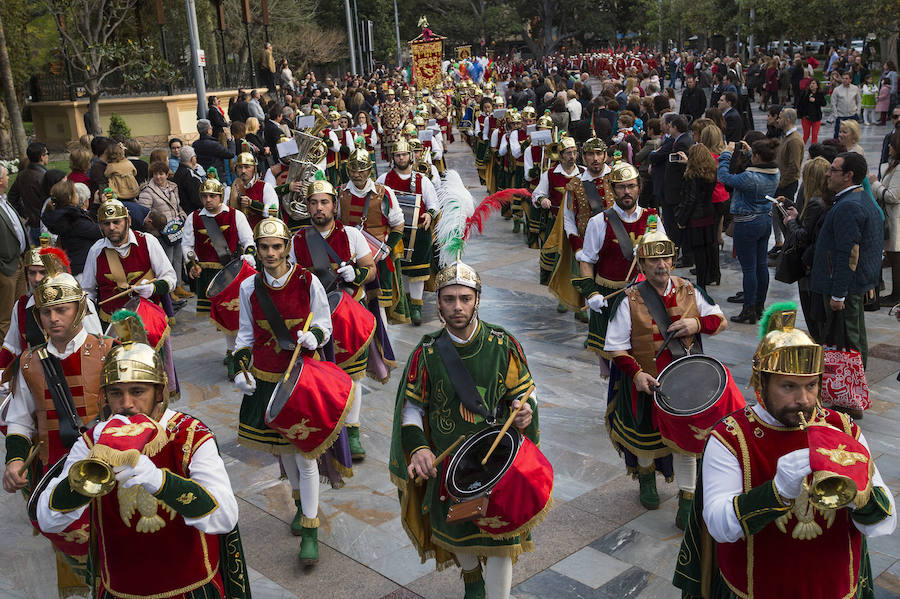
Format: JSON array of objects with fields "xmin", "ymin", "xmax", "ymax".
[
  {"xmin": 609, "ymin": 159, "xmax": 639, "ymax": 183},
  {"xmin": 635, "ymin": 215, "xmax": 675, "ymax": 259},
  {"xmin": 234, "ymin": 151, "xmax": 258, "ymax": 167},
  {"xmin": 582, "ymin": 137, "xmax": 608, "ymax": 154},
  {"xmin": 386, "ymin": 87, "xmax": 396, "ymax": 97},
  {"xmin": 199, "ymin": 167, "xmax": 225, "ymax": 196},
  {"xmin": 97, "ymin": 197, "xmax": 129, "ymax": 223},
  {"xmin": 751, "ymin": 303, "xmax": 824, "ymax": 392},
  {"xmin": 328, "ymin": 109, "xmax": 341, "ymax": 122},
  {"xmin": 522, "ymin": 105, "xmax": 537, "ymax": 119},
  {"xmin": 402, "ymin": 123, "xmax": 418, "ymax": 137},
  {"xmin": 24, "ymin": 247, "xmax": 44, "ymax": 269},
  {"xmin": 346, "ymin": 147, "xmax": 373, "ymax": 173},
  {"xmin": 33, "ymin": 252, "xmax": 88, "ymax": 332},
  {"xmin": 558, "ymin": 134, "xmax": 577, "ymax": 152},
  {"xmin": 306, "ymin": 179, "xmax": 336, "ymax": 199},
  {"xmin": 494, "ymin": 95, "xmax": 505, "ymax": 107},
  {"xmin": 506, "ymin": 110, "xmax": 522, "ymax": 126},
  {"xmin": 101, "ymin": 315, "xmax": 166, "ymax": 388},
  {"xmin": 536, "ymin": 112, "xmax": 554, "ymax": 130},
  {"xmin": 408, "ymin": 138, "xmax": 424, "ymax": 152},
  {"xmin": 435, "ymin": 261, "xmax": 482, "ymax": 293},
  {"xmin": 400, "ymin": 88, "xmax": 410, "ymax": 98},
  {"xmin": 393, "ymin": 138, "xmax": 412, "ymax": 156},
  {"xmin": 413, "ymin": 115, "xmax": 426, "ymax": 127},
  {"xmin": 253, "ymin": 217, "xmax": 291, "ymax": 242}
]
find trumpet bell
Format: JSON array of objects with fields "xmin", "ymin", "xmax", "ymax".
[
  {"xmin": 804, "ymin": 470, "xmax": 858, "ymax": 510},
  {"xmin": 69, "ymin": 458, "xmax": 116, "ymax": 498}
]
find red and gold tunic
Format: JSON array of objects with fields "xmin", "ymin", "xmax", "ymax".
[
  {"xmin": 249, "ymin": 266, "xmax": 314, "ymax": 382},
  {"xmin": 20, "ymin": 335, "xmax": 115, "ymax": 466},
  {"xmin": 547, "ymin": 168, "xmax": 579, "ymax": 208},
  {"xmin": 711, "ymin": 408, "xmax": 864, "ymax": 599},
  {"xmin": 87, "ymin": 412, "xmax": 225, "ymax": 598},
  {"xmin": 94, "ymin": 232, "xmax": 156, "ymax": 317},
  {"xmin": 0, "ymin": 295, "xmax": 30, "ymax": 370},
  {"xmin": 192, "ymin": 209, "xmax": 239, "ymax": 269},
  {"xmin": 593, "ymin": 208, "xmax": 656, "ymax": 286},
  {"xmin": 322, "ymin": 128, "xmax": 339, "ymax": 169},
  {"xmin": 243, "ymin": 180, "xmax": 267, "ymax": 230},
  {"xmin": 338, "ymin": 185, "xmax": 389, "ymax": 240},
  {"xmin": 292, "ymin": 222, "xmax": 353, "ymax": 268}
]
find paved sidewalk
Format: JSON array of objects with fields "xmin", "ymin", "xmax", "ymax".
[{"xmin": 1, "ymin": 89, "xmax": 898, "ymax": 598}]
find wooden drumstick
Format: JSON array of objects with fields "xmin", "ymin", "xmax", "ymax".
[
  {"xmin": 601, "ymin": 255, "xmax": 640, "ymax": 302},
  {"xmin": 18, "ymin": 441, "xmax": 44, "ymax": 476},
  {"xmin": 99, "ymin": 278, "xmax": 158, "ymax": 305},
  {"xmin": 239, "ymin": 365, "xmax": 252, "ymax": 386},
  {"xmin": 481, "ymin": 392, "xmax": 531, "ymax": 466},
  {"xmin": 414, "ymin": 434, "xmax": 465, "ymax": 485},
  {"xmin": 282, "ymin": 312, "xmax": 314, "ymax": 383}
]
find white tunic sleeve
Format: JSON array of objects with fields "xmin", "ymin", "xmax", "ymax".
[{"xmin": 603, "ymin": 296, "xmax": 633, "ymax": 352}]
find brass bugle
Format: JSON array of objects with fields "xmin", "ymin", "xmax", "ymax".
[
  {"xmin": 69, "ymin": 458, "xmax": 116, "ymax": 498},
  {"xmin": 797, "ymin": 411, "xmax": 858, "ymax": 510}
]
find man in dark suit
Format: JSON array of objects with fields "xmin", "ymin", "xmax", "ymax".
[
  {"xmin": 650, "ymin": 115, "xmax": 694, "ymax": 266},
  {"xmin": 7, "ymin": 141, "xmax": 48, "ymax": 246},
  {"xmin": 229, "ymin": 89, "xmax": 251, "ymax": 123},
  {"xmin": 678, "ymin": 75, "xmax": 707, "ymax": 122},
  {"xmin": 648, "ymin": 113, "xmax": 676, "ymax": 208},
  {"xmin": 719, "ymin": 91, "xmax": 744, "ymax": 142},
  {"xmin": 173, "ymin": 146, "xmax": 203, "ymax": 214},
  {"xmin": 263, "ymin": 104, "xmax": 285, "ymax": 162},
  {"xmin": 192, "ymin": 118, "xmax": 235, "ymax": 181},
  {"xmin": 0, "ymin": 164, "xmax": 28, "ymax": 337}
]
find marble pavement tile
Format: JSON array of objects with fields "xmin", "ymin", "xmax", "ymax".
[
  {"xmin": 595, "ymin": 566, "xmax": 652, "ymax": 598},
  {"xmin": 568, "ymin": 474, "xmax": 657, "ymax": 525},
  {"xmin": 512, "ymin": 568, "xmax": 602, "ymax": 599},
  {"xmin": 367, "ymin": 543, "xmax": 437, "ymax": 586},
  {"xmin": 633, "ymin": 573, "xmax": 682, "ymax": 599},
  {"xmin": 623, "ymin": 496, "xmax": 684, "ymax": 542},
  {"xmin": 589, "ymin": 527, "xmax": 680, "ymax": 580},
  {"xmin": 247, "ymin": 566, "xmax": 301, "ymax": 599},
  {"xmin": 870, "ymin": 551, "xmax": 898, "ymax": 579},
  {"xmin": 550, "ymin": 546, "xmax": 632, "ymax": 589},
  {"xmin": 380, "ymin": 589, "xmax": 425, "ymax": 599}
]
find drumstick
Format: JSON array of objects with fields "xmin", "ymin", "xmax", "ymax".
[
  {"xmin": 481, "ymin": 391, "xmax": 531, "ymax": 467},
  {"xmin": 282, "ymin": 312, "xmax": 314, "ymax": 383},
  {"xmin": 239, "ymin": 365, "xmax": 252, "ymax": 386},
  {"xmin": 414, "ymin": 434, "xmax": 465, "ymax": 485},
  {"xmin": 18, "ymin": 441, "xmax": 44, "ymax": 476},
  {"xmin": 600, "ymin": 255, "xmax": 640, "ymax": 302},
  {"xmin": 99, "ymin": 279, "xmax": 158, "ymax": 305}
]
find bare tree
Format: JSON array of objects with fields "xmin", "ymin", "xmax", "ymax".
[{"xmin": 44, "ymin": 0, "xmax": 140, "ymax": 135}]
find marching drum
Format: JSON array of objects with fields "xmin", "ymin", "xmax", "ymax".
[
  {"xmin": 27, "ymin": 457, "xmax": 92, "ymax": 568},
  {"xmin": 207, "ymin": 259, "xmax": 257, "ymax": 332},
  {"xmin": 653, "ymin": 355, "xmax": 746, "ymax": 455},
  {"xmin": 360, "ymin": 228, "xmax": 389, "ymax": 263},
  {"xmin": 265, "ymin": 357, "xmax": 354, "ymax": 459},
  {"xmin": 444, "ymin": 426, "xmax": 553, "ymax": 539},
  {"xmin": 328, "ymin": 290, "xmax": 376, "ymax": 374},
  {"xmin": 115, "ymin": 297, "xmax": 170, "ymax": 351},
  {"xmin": 394, "ymin": 192, "xmax": 422, "ymax": 262}
]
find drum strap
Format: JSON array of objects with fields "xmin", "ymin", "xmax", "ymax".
[
  {"xmin": 435, "ymin": 332, "xmax": 492, "ymax": 421},
  {"xmin": 201, "ymin": 214, "xmax": 236, "ymax": 266},
  {"xmin": 604, "ymin": 207, "xmax": 634, "ymax": 262},
  {"xmin": 253, "ymin": 274, "xmax": 297, "ymax": 352},
  {"xmin": 24, "ymin": 305, "xmax": 45, "ymax": 349},
  {"xmin": 582, "ymin": 180, "xmax": 605, "ymax": 218},
  {"xmin": 35, "ymin": 347, "xmax": 84, "ymax": 450},
  {"xmin": 636, "ymin": 281, "xmax": 687, "ymax": 361},
  {"xmin": 303, "ymin": 227, "xmax": 341, "ymax": 292}
]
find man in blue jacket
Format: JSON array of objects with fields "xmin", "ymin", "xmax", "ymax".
[{"xmin": 810, "ymin": 152, "xmax": 883, "ymax": 368}]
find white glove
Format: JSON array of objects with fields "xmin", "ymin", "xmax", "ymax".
[
  {"xmin": 134, "ymin": 280, "xmax": 155, "ymax": 299},
  {"xmin": 297, "ymin": 330, "xmax": 318, "ymax": 351},
  {"xmin": 235, "ymin": 371, "xmax": 257, "ymax": 395},
  {"xmin": 242, "ymin": 254, "xmax": 257, "ymax": 269},
  {"xmin": 337, "ymin": 263, "xmax": 355, "ymax": 283},
  {"xmin": 773, "ymin": 448, "xmax": 812, "ymax": 500},
  {"xmin": 114, "ymin": 454, "xmax": 164, "ymax": 494},
  {"xmin": 587, "ymin": 294, "xmax": 608, "ymax": 312}
]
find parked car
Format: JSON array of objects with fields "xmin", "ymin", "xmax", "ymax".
[{"xmin": 804, "ymin": 41, "xmax": 825, "ymax": 54}]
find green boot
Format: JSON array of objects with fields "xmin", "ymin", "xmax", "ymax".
[
  {"xmin": 512, "ymin": 218, "xmax": 521, "ymax": 233},
  {"xmin": 410, "ymin": 303, "xmax": 422, "ymax": 326},
  {"xmin": 675, "ymin": 490, "xmax": 694, "ymax": 531},
  {"xmin": 462, "ymin": 565, "xmax": 485, "ymax": 599},
  {"xmin": 556, "ymin": 302, "xmax": 568, "ymax": 313},
  {"xmin": 298, "ymin": 519, "xmax": 319, "ymax": 565},
  {"xmin": 290, "ymin": 498, "xmax": 303, "ymax": 536},
  {"xmin": 637, "ymin": 470, "xmax": 660, "ymax": 510},
  {"xmin": 222, "ymin": 350, "xmax": 233, "ymax": 365},
  {"xmin": 574, "ymin": 310, "xmax": 589, "ymax": 323},
  {"xmin": 347, "ymin": 427, "xmax": 366, "ymax": 460}
]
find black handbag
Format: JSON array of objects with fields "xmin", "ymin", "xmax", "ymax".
[{"xmin": 774, "ymin": 237, "xmax": 805, "ymax": 284}]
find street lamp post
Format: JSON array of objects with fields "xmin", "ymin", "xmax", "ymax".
[{"xmin": 185, "ymin": 0, "xmax": 207, "ymax": 119}]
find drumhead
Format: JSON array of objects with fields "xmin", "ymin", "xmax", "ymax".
[
  {"xmin": 265, "ymin": 358, "xmax": 305, "ymax": 423},
  {"xmin": 655, "ymin": 355, "xmax": 728, "ymax": 416},
  {"xmin": 27, "ymin": 456, "xmax": 67, "ymax": 522},
  {"xmin": 206, "ymin": 259, "xmax": 245, "ymax": 299},
  {"xmin": 445, "ymin": 426, "xmax": 522, "ymax": 501},
  {"xmin": 327, "ymin": 290, "xmax": 345, "ymax": 312}
]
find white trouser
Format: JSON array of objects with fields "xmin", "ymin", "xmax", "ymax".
[
  {"xmin": 407, "ymin": 279, "xmax": 425, "ymax": 301},
  {"xmin": 456, "ymin": 553, "xmax": 513, "ymax": 599},
  {"xmin": 224, "ymin": 332, "xmax": 236, "ymax": 352},
  {"xmin": 280, "ymin": 454, "xmax": 319, "ymax": 519},
  {"xmin": 673, "ymin": 452, "xmax": 697, "ymax": 493},
  {"xmin": 346, "ymin": 382, "xmax": 362, "ymax": 426}
]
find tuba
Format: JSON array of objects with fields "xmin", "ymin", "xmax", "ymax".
[{"xmin": 284, "ymin": 131, "xmax": 328, "ymax": 220}]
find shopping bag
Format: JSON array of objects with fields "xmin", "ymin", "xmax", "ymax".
[{"xmin": 821, "ymin": 312, "xmax": 869, "ymax": 410}]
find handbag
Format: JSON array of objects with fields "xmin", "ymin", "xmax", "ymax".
[
  {"xmin": 821, "ymin": 312, "xmax": 870, "ymax": 411},
  {"xmin": 774, "ymin": 237, "xmax": 805, "ymax": 284}
]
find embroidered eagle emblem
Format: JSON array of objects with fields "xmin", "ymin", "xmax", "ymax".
[
  {"xmin": 220, "ymin": 297, "xmax": 241, "ymax": 311},
  {"xmin": 476, "ymin": 516, "xmax": 510, "ymax": 529},
  {"xmin": 282, "ymin": 419, "xmax": 321, "ymax": 441},
  {"xmin": 176, "ymin": 492, "xmax": 197, "ymax": 505},
  {"xmin": 817, "ymin": 444, "xmax": 868, "ymax": 467},
  {"xmin": 689, "ymin": 424, "xmax": 712, "ymax": 441},
  {"xmin": 60, "ymin": 523, "xmax": 90, "ymax": 544},
  {"xmin": 106, "ymin": 421, "xmax": 156, "ymax": 437}
]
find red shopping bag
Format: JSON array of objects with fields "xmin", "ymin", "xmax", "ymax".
[{"xmin": 821, "ymin": 313, "xmax": 869, "ymax": 410}]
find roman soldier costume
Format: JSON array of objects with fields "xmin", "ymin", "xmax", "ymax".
[
  {"xmin": 379, "ymin": 89, "xmax": 404, "ymax": 161},
  {"xmin": 227, "ymin": 152, "xmax": 279, "ymax": 231},
  {"xmin": 674, "ymin": 306, "xmax": 896, "ymax": 598}
]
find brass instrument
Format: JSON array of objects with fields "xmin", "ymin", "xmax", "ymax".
[
  {"xmin": 69, "ymin": 457, "xmax": 116, "ymax": 497},
  {"xmin": 284, "ymin": 131, "xmax": 328, "ymax": 220},
  {"xmin": 540, "ymin": 127, "xmax": 560, "ymax": 174},
  {"xmin": 413, "ymin": 149, "xmax": 433, "ymax": 176},
  {"xmin": 797, "ymin": 410, "xmax": 859, "ymax": 510},
  {"xmin": 305, "ymin": 107, "xmax": 329, "ymax": 137}
]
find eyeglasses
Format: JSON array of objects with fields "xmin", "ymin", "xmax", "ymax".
[{"xmin": 828, "ymin": 167, "xmax": 846, "ymax": 174}]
